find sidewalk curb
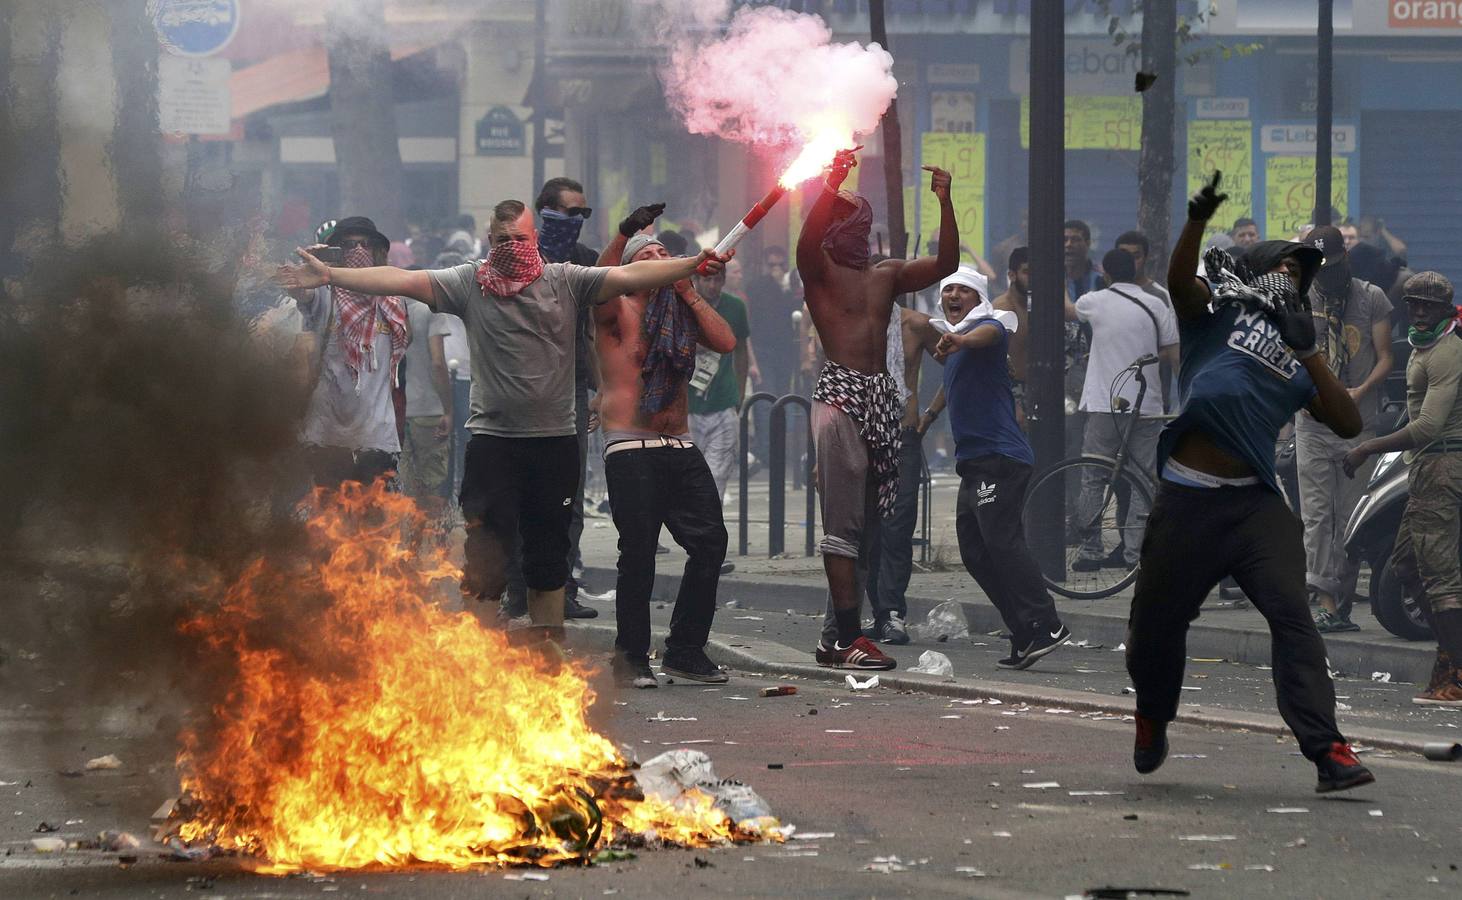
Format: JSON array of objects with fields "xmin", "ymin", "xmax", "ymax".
[
  {"xmin": 572, "ymin": 623, "xmax": 1446, "ymax": 760},
  {"xmin": 585, "ymin": 566, "xmax": 1435, "ymax": 686}
]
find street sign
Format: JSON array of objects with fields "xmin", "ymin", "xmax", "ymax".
[
  {"xmin": 151, "ymin": 0, "xmax": 241, "ymax": 58},
  {"xmin": 158, "ymin": 55, "xmax": 232, "ymax": 135},
  {"xmin": 1260, "ymin": 123, "xmax": 1357, "ymax": 154},
  {"xmin": 476, "ymin": 107, "xmax": 526, "ymax": 157}
]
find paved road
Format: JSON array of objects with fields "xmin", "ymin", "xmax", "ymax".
[{"xmin": 2, "ymin": 652, "xmax": 1459, "ymax": 899}]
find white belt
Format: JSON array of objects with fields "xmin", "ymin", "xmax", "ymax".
[{"xmin": 603, "ymin": 436, "xmax": 696, "ymax": 458}]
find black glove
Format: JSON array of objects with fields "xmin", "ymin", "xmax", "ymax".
[
  {"xmin": 619, "ymin": 203, "xmax": 666, "ymax": 238},
  {"xmin": 1271, "ymin": 286, "xmax": 1318, "ymax": 357},
  {"xmin": 1187, "ymin": 171, "xmax": 1228, "ymax": 223}
]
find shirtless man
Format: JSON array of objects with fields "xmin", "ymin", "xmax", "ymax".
[
  {"xmin": 991, "ymin": 246, "xmax": 1031, "ymax": 426},
  {"xmin": 594, "ymin": 213, "xmax": 738, "ymax": 688},
  {"xmin": 799, "ymin": 150, "xmax": 959, "ymax": 669}
]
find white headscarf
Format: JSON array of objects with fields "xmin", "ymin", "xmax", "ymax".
[{"xmin": 930, "ymin": 265, "xmax": 1018, "ymax": 335}]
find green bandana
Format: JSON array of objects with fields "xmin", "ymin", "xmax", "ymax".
[{"xmin": 1409, "ymin": 316, "xmax": 1456, "ymax": 349}]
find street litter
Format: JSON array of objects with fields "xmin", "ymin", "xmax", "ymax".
[
  {"xmin": 1023, "ymin": 782, "xmax": 1061, "ymax": 789},
  {"xmin": 908, "ymin": 650, "xmax": 955, "ymax": 679},
  {"xmin": 723, "ymin": 600, "xmax": 740, "ymax": 609},
  {"xmin": 987, "ymin": 698, "xmax": 1003, "ymax": 705},
  {"xmin": 1245, "ymin": 865, "xmax": 1276, "ymax": 872},
  {"xmin": 1121, "ymin": 687, "xmax": 1136, "ymax": 694},
  {"xmin": 1267, "ymin": 808, "xmax": 1309, "ymax": 814},
  {"xmin": 793, "ymin": 832, "xmax": 836, "ymax": 840},
  {"xmin": 1371, "ymin": 672, "xmax": 1392, "ymax": 683},
  {"xmin": 504, "ymin": 873, "xmax": 550, "ymax": 881},
  {"xmin": 1172, "ymin": 754, "xmax": 1208, "ymax": 759},
  {"xmin": 759, "ymin": 685, "xmax": 797, "ymax": 697},
  {"xmin": 648, "ymin": 712, "xmax": 698, "ymax": 722},
  {"xmin": 34, "ymin": 821, "xmax": 59, "ymax": 833},
  {"xmin": 865, "ymin": 855, "xmax": 908, "ymax": 873},
  {"xmin": 1069, "ymin": 791, "xmax": 1124, "ymax": 796},
  {"xmin": 907, "ymin": 600, "xmax": 969, "ymax": 642},
  {"xmin": 845, "ymin": 675, "xmax": 879, "ymax": 691},
  {"xmin": 1368, "ymin": 810, "xmax": 1384, "ymax": 817},
  {"xmin": 1113, "ymin": 642, "xmax": 1126, "ymax": 651},
  {"xmin": 1044, "ymin": 708, "xmax": 1074, "ymax": 714},
  {"xmin": 824, "ymin": 729, "xmax": 854, "ymax": 734},
  {"xmin": 636, "ymin": 749, "xmax": 775, "ymax": 825},
  {"xmin": 1422, "ymin": 741, "xmax": 1462, "ymax": 761},
  {"xmin": 992, "ymin": 830, "xmax": 1013, "ymax": 837},
  {"xmin": 734, "ymin": 616, "xmax": 764, "ymax": 621},
  {"xmin": 30, "ymin": 837, "xmax": 67, "ymax": 852},
  {"xmin": 1179, "ymin": 835, "xmax": 1237, "ymax": 841},
  {"xmin": 1187, "ymin": 863, "xmax": 1230, "ymax": 870},
  {"xmin": 940, "ymin": 714, "xmax": 963, "ymax": 719},
  {"xmin": 85, "ymin": 754, "xmax": 123, "ymax": 770},
  {"xmin": 955, "ymin": 866, "xmax": 987, "ymax": 877}
]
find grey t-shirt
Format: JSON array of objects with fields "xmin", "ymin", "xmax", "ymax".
[
  {"xmin": 428, "ymin": 262, "xmax": 608, "ymax": 438},
  {"xmin": 403, "ymin": 299, "xmax": 452, "ymax": 418},
  {"xmin": 298, "ymin": 288, "xmax": 400, "ymax": 453},
  {"xmin": 1299, "ymin": 277, "xmax": 1394, "ymax": 432}
]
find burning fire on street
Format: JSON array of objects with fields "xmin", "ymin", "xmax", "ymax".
[{"xmin": 170, "ymin": 483, "xmax": 775, "ymax": 873}]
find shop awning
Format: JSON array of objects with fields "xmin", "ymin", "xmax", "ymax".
[{"xmin": 230, "ymin": 39, "xmax": 443, "ymax": 122}]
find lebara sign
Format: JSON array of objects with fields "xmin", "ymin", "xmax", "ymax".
[{"xmin": 151, "ymin": 0, "xmax": 241, "ymax": 58}]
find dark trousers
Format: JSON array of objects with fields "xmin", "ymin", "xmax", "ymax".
[
  {"xmin": 458, "ymin": 434, "xmax": 578, "ymax": 599},
  {"xmin": 605, "ymin": 445, "xmax": 727, "ymax": 660},
  {"xmin": 305, "ymin": 446, "xmax": 398, "ymax": 491},
  {"xmin": 1127, "ymin": 481, "xmax": 1344, "ymax": 761},
  {"xmin": 955, "ymin": 455, "xmax": 1060, "ymax": 648},
  {"xmin": 504, "ymin": 382, "xmax": 590, "ymax": 603},
  {"xmin": 867, "ymin": 427, "xmax": 923, "ymax": 622}
]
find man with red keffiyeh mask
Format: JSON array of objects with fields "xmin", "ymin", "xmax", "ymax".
[
  {"xmin": 278, "ymin": 199, "xmax": 732, "ymax": 644},
  {"xmin": 293, "ymin": 216, "xmax": 409, "ymax": 490}
]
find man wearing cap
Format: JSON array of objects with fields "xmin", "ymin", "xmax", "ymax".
[
  {"xmin": 921, "ymin": 264, "xmax": 1070, "ymax": 668},
  {"xmin": 1064, "ymin": 248, "xmax": 1180, "ymax": 572},
  {"xmin": 277, "ymin": 199, "xmax": 731, "ymax": 642},
  {"xmin": 592, "ymin": 213, "xmax": 737, "ymax": 688},
  {"xmin": 294, "ymin": 216, "xmax": 409, "ymax": 490},
  {"xmin": 1130, "ymin": 173, "xmax": 1373, "ymax": 792},
  {"xmin": 797, "ymin": 151, "xmax": 958, "ymax": 671},
  {"xmin": 1345, "ymin": 272, "xmax": 1462, "ymax": 706},
  {"xmin": 1294, "ymin": 225, "xmax": 1394, "ymax": 633}
]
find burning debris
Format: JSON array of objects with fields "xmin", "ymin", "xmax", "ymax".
[{"xmin": 170, "ymin": 483, "xmax": 778, "ymax": 872}]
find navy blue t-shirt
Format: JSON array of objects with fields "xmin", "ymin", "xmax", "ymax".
[
  {"xmin": 944, "ymin": 320, "xmax": 1034, "ymax": 466},
  {"xmin": 1157, "ymin": 303, "xmax": 1317, "ymax": 494}
]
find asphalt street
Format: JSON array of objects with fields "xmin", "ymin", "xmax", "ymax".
[{"xmin": 2, "ymin": 633, "xmax": 1460, "ymax": 899}]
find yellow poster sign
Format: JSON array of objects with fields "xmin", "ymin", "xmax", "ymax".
[
  {"xmin": 920, "ymin": 131, "xmax": 987, "ymax": 260},
  {"xmin": 1020, "ymin": 96, "xmax": 1142, "ymax": 151},
  {"xmin": 1187, "ymin": 120, "xmax": 1253, "ymax": 239},
  {"xmin": 1265, "ymin": 155, "xmax": 1348, "ymax": 242}
]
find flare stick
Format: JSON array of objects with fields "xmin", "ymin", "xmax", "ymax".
[{"xmin": 697, "ymin": 185, "xmax": 788, "ymax": 274}]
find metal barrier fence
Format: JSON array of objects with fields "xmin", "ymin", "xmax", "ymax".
[{"xmin": 737, "ymin": 392, "xmax": 816, "ymax": 558}]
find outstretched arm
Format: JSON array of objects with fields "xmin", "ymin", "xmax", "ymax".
[
  {"xmin": 795, "ymin": 148, "xmax": 858, "ymax": 284},
  {"xmin": 892, "ymin": 166, "xmax": 959, "ymax": 293},
  {"xmin": 1168, "ymin": 172, "xmax": 1226, "ymax": 322},
  {"xmin": 598, "ymin": 249, "xmax": 729, "ymax": 302},
  {"xmin": 277, "ymin": 248, "xmax": 437, "ymax": 306}
]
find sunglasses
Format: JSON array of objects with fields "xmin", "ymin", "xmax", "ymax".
[
  {"xmin": 335, "ymin": 237, "xmax": 376, "ymax": 250},
  {"xmin": 561, "ymin": 207, "xmax": 593, "ymax": 219}
]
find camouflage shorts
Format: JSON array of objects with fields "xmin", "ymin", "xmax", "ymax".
[{"xmin": 1391, "ymin": 453, "xmax": 1462, "ymax": 615}]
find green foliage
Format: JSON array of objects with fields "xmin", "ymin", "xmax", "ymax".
[{"xmin": 1095, "ymin": 0, "xmax": 1265, "ymax": 67}]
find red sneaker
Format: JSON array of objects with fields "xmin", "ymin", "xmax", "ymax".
[
  {"xmin": 815, "ymin": 636, "xmax": 897, "ymax": 670},
  {"xmin": 1315, "ymin": 742, "xmax": 1375, "ymax": 794}
]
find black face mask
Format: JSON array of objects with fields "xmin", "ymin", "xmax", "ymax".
[{"xmin": 1317, "ymin": 260, "xmax": 1351, "ymax": 294}]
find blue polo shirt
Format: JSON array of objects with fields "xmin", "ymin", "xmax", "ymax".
[
  {"xmin": 1157, "ymin": 303, "xmax": 1317, "ymax": 494},
  {"xmin": 944, "ymin": 320, "xmax": 1034, "ymax": 466}
]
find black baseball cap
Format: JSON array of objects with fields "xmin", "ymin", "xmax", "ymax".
[
  {"xmin": 1301, "ymin": 225, "xmax": 1346, "ymax": 264},
  {"xmin": 327, "ymin": 216, "xmax": 390, "ymax": 249}
]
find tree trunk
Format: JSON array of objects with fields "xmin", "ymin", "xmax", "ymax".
[
  {"xmin": 1136, "ymin": 0, "xmax": 1176, "ymax": 281},
  {"xmin": 868, "ymin": 0, "xmax": 907, "ymax": 260},
  {"xmin": 325, "ymin": 0, "xmax": 403, "ymax": 238},
  {"xmin": 107, "ymin": 0, "xmax": 163, "ymax": 240},
  {"xmin": 0, "ymin": 0, "xmax": 64, "ymax": 279}
]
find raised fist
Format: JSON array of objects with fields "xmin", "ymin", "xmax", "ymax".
[{"xmin": 619, "ymin": 202, "xmax": 666, "ymax": 238}]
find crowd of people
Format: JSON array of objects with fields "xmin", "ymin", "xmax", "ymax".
[{"xmin": 257, "ymin": 148, "xmax": 1462, "ymax": 796}]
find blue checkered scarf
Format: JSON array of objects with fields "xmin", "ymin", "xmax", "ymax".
[{"xmin": 638, "ymin": 287, "xmax": 699, "ymax": 414}]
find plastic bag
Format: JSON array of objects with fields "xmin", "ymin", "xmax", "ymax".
[
  {"xmin": 635, "ymin": 749, "xmax": 773, "ymax": 824},
  {"xmin": 908, "ymin": 600, "xmax": 969, "ymax": 642},
  {"xmin": 907, "ymin": 650, "xmax": 955, "ymax": 679}
]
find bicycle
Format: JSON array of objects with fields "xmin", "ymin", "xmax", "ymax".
[{"xmin": 1021, "ymin": 354, "xmax": 1170, "ymax": 599}]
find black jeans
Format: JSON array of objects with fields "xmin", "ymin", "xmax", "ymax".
[
  {"xmin": 955, "ymin": 455, "xmax": 1061, "ymax": 649},
  {"xmin": 605, "ymin": 445, "xmax": 727, "ymax": 660},
  {"xmin": 867, "ymin": 427, "xmax": 923, "ymax": 622},
  {"xmin": 504, "ymin": 381, "xmax": 590, "ymax": 603},
  {"xmin": 458, "ymin": 434, "xmax": 578, "ymax": 599},
  {"xmin": 1127, "ymin": 481, "xmax": 1344, "ymax": 761},
  {"xmin": 305, "ymin": 446, "xmax": 398, "ymax": 491}
]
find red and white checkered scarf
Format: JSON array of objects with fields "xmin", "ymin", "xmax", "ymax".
[
  {"xmin": 332, "ymin": 245, "xmax": 409, "ymax": 386},
  {"xmin": 476, "ymin": 239, "xmax": 544, "ymax": 298}
]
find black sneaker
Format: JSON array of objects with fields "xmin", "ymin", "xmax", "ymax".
[
  {"xmin": 662, "ymin": 648, "xmax": 730, "ymax": 684},
  {"xmin": 871, "ymin": 614, "xmax": 911, "ymax": 645},
  {"xmin": 564, "ymin": 595, "xmax": 599, "ymax": 619},
  {"xmin": 1016, "ymin": 623, "xmax": 1071, "ymax": 668},
  {"xmin": 1315, "ymin": 742, "xmax": 1375, "ymax": 793},
  {"xmin": 1133, "ymin": 715, "xmax": 1169, "ymax": 774},
  {"xmin": 1070, "ymin": 556, "xmax": 1106, "ymax": 573},
  {"xmin": 611, "ymin": 654, "xmax": 658, "ymax": 689},
  {"xmin": 1314, "ymin": 609, "xmax": 1359, "ymax": 633},
  {"xmin": 720, "ymin": 561, "xmax": 736, "ymax": 575}
]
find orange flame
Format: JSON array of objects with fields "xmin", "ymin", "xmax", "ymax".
[
  {"xmin": 778, "ymin": 115, "xmax": 855, "ymax": 189},
  {"xmin": 176, "ymin": 483, "xmax": 754, "ymax": 872}
]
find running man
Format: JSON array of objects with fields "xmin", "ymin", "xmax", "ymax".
[
  {"xmin": 797, "ymin": 149, "xmax": 958, "ymax": 669},
  {"xmin": 1129, "ymin": 172, "xmax": 1375, "ymax": 793}
]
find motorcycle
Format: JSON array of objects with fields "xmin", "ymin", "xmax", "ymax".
[{"xmin": 1342, "ymin": 433, "xmax": 1437, "ymax": 642}]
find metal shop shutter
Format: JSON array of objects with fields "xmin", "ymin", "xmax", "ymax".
[{"xmin": 1360, "ymin": 111, "xmax": 1462, "ymax": 286}]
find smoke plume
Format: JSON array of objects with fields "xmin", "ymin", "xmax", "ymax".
[{"xmin": 661, "ymin": 6, "xmax": 898, "ymax": 154}]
